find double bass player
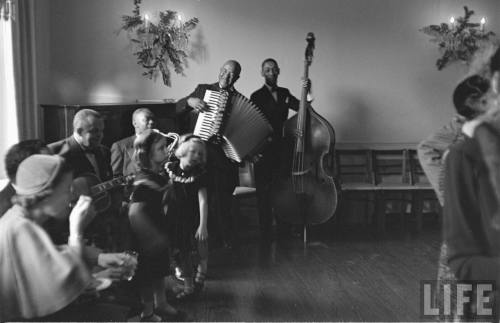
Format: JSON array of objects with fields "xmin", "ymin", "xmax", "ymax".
[{"xmin": 251, "ymin": 58, "xmax": 312, "ymax": 241}]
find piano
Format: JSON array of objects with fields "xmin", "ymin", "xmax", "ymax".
[{"xmin": 41, "ymin": 101, "xmax": 189, "ymax": 147}]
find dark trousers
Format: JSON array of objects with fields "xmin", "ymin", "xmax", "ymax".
[{"xmin": 206, "ymin": 144, "xmax": 238, "ymax": 247}]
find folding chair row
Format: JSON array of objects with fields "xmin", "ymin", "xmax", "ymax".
[{"xmin": 335, "ymin": 148, "xmax": 431, "ymax": 191}]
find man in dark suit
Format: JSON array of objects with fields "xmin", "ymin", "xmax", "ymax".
[
  {"xmin": 110, "ymin": 108, "xmax": 155, "ymax": 252},
  {"xmin": 250, "ymin": 58, "xmax": 310, "ymax": 240},
  {"xmin": 49, "ymin": 109, "xmax": 112, "ymax": 181},
  {"xmin": 49, "ymin": 109, "xmax": 115, "ymax": 248},
  {"xmin": 110, "ymin": 108, "xmax": 155, "ymax": 178},
  {"xmin": 176, "ymin": 60, "xmax": 242, "ymax": 247}
]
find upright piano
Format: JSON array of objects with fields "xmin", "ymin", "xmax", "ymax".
[{"xmin": 41, "ymin": 101, "xmax": 189, "ymax": 147}]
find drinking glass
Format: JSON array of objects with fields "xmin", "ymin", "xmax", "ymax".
[{"xmin": 122, "ymin": 250, "xmax": 139, "ymax": 281}]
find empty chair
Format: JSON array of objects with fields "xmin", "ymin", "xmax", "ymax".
[
  {"xmin": 371, "ymin": 149, "xmax": 412, "ymax": 235},
  {"xmin": 408, "ymin": 149, "xmax": 441, "ymax": 232},
  {"xmin": 335, "ymin": 149, "xmax": 376, "ymax": 226}
]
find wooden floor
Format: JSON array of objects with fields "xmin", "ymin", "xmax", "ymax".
[{"xmin": 171, "ymin": 225, "xmax": 442, "ymax": 322}]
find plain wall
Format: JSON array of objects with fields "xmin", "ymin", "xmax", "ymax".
[{"xmin": 33, "ymin": 0, "xmax": 500, "ymax": 144}]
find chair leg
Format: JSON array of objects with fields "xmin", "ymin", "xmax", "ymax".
[
  {"xmin": 412, "ymin": 191, "xmax": 424, "ymax": 234},
  {"xmin": 375, "ymin": 192, "xmax": 386, "ymax": 236}
]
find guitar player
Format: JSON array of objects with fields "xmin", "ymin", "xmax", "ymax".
[{"xmin": 49, "ymin": 109, "xmax": 123, "ymax": 250}]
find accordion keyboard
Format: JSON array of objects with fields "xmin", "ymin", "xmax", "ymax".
[{"xmin": 194, "ymin": 89, "xmax": 229, "ymax": 141}]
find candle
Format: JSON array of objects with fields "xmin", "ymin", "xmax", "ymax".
[
  {"xmin": 143, "ymin": 14, "xmax": 150, "ymax": 48},
  {"xmin": 480, "ymin": 17, "xmax": 486, "ymax": 32},
  {"xmin": 449, "ymin": 16, "xmax": 455, "ymax": 30},
  {"xmin": 177, "ymin": 13, "xmax": 183, "ymax": 29}
]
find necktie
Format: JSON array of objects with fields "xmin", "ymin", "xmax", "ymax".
[{"xmin": 270, "ymin": 86, "xmax": 278, "ymax": 102}]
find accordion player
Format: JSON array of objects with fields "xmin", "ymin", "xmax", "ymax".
[{"xmin": 194, "ymin": 89, "xmax": 273, "ymax": 163}]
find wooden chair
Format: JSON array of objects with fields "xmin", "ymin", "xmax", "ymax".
[
  {"xmin": 371, "ymin": 149, "xmax": 412, "ymax": 235},
  {"xmin": 335, "ymin": 149, "xmax": 376, "ymax": 226},
  {"xmin": 407, "ymin": 149, "xmax": 441, "ymax": 232}
]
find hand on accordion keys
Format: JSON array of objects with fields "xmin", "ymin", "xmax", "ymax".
[{"xmin": 188, "ymin": 97, "xmax": 209, "ymax": 112}]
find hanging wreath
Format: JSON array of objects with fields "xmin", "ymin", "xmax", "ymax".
[
  {"xmin": 420, "ymin": 6, "xmax": 497, "ymax": 70},
  {"xmin": 120, "ymin": 0, "xmax": 199, "ymax": 86}
]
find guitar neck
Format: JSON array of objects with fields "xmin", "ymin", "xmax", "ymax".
[{"xmin": 90, "ymin": 176, "xmax": 129, "ymax": 196}]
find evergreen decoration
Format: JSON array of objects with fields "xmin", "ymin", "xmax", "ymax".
[
  {"xmin": 120, "ymin": 0, "xmax": 199, "ymax": 86},
  {"xmin": 420, "ymin": 6, "xmax": 497, "ymax": 70}
]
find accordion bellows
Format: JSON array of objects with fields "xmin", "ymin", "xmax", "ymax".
[{"xmin": 194, "ymin": 89, "xmax": 273, "ymax": 162}]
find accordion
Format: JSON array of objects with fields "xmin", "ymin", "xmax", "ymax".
[{"xmin": 194, "ymin": 89, "xmax": 273, "ymax": 162}]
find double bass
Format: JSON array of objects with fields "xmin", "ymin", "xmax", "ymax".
[{"xmin": 270, "ymin": 33, "xmax": 338, "ymax": 239}]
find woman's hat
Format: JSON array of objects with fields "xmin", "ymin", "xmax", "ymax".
[{"xmin": 13, "ymin": 154, "xmax": 65, "ymax": 195}]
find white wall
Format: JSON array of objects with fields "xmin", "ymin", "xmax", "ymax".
[{"xmin": 34, "ymin": 0, "xmax": 500, "ymax": 144}]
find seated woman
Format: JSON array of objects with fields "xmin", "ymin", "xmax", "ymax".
[
  {"xmin": 128, "ymin": 129, "xmax": 182, "ymax": 322},
  {"xmin": 0, "ymin": 154, "xmax": 126, "ymax": 322}
]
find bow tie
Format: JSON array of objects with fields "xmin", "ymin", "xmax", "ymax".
[{"xmin": 269, "ymin": 86, "xmax": 277, "ymax": 92}]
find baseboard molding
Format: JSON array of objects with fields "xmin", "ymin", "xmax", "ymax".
[{"xmin": 336, "ymin": 142, "xmax": 419, "ymax": 150}]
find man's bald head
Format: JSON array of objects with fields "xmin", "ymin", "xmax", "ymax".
[
  {"xmin": 218, "ymin": 60, "xmax": 241, "ymax": 89},
  {"xmin": 132, "ymin": 108, "xmax": 155, "ymax": 135}
]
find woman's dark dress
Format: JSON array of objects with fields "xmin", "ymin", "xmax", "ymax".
[
  {"xmin": 128, "ymin": 169, "xmax": 170, "ymax": 283},
  {"xmin": 165, "ymin": 161, "xmax": 207, "ymax": 255}
]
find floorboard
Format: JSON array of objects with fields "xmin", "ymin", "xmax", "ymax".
[{"xmin": 166, "ymin": 226, "xmax": 442, "ymax": 322}]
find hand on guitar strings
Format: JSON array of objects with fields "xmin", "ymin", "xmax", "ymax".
[{"xmin": 188, "ymin": 97, "xmax": 209, "ymax": 113}]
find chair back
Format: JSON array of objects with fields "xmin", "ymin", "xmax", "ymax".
[
  {"xmin": 335, "ymin": 149, "xmax": 375, "ymax": 187},
  {"xmin": 408, "ymin": 149, "xmax": 431, "ymax": 186},
  {"xmin": 372, "ymin": 149, "xmax": 410, "ymax": 187}
]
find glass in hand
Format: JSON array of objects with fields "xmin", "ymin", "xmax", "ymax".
[{"xmin": 121, "ymin": 250, "xmax": 138, "ymax": 281}]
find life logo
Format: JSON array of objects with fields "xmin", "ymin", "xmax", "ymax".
[{"xmin": 421, "ymin": 280, "xmax": 496, "ymax": 321}]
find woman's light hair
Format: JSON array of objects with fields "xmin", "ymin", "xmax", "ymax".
[{"xmin": 174, "ymin": 134, "xmax": 207, "ymax": 164}]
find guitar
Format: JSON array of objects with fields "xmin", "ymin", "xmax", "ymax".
[{"xmin": 71, "ymin": 173, "xmax": 135, "ymax": 213}]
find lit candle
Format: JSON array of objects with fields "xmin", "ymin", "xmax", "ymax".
[
  {"xmin": 177, "ymin": 13, "xmax": 183, "ymax": 29},
  {"xmin": 143, "ymin": 14, "xmax": 150, "ymax": 48},
  {"xmin": 480, "ymin": 17, "xmax": 486, "ymax": 32},
  {"xmin": 449, "ymin": 16, "xmax": 455, "ymax": 29}
]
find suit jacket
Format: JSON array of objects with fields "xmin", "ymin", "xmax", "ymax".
[
  {"xmin": 250, "ymin": 85, "xmax": 299, "ymax": 138},
  {"xmin": 250, "ymin": 85, "xmax": 300, "ymax": 182},
  {"xmin": 444, "ymin": 137, "xmax": 500, "ymax": 287},
  {"xmin": 49, "ymin": 136, "xmax": 112, "ymax": 181},
  {"xmin": 110, "ymin": 135, "xmax": 137, "ymax": 177}
]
